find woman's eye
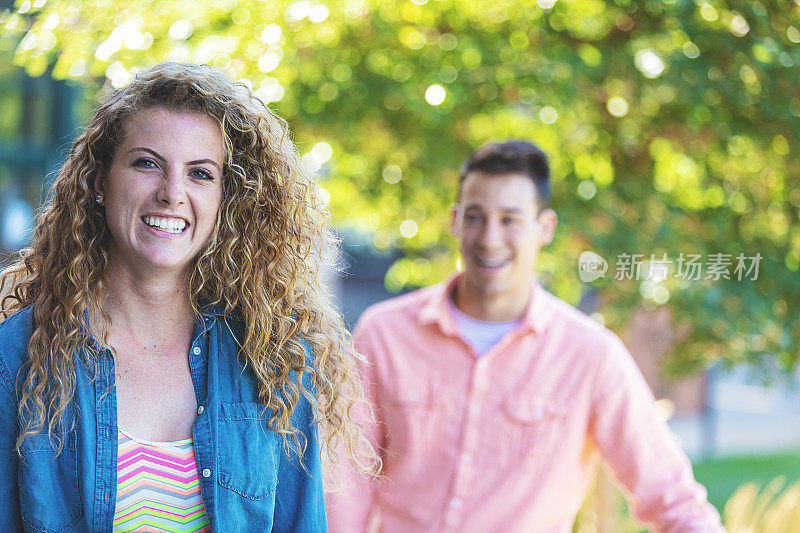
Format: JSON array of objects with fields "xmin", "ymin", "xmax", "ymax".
[
  {"xmin": 133, "ymin": 158, "xmax": 157, "ymax": 169},
  {"xmin": 191, "ymin": 168, "xmax": 214, "ymax": 181}
]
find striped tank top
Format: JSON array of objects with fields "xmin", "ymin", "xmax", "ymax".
[{"xmin": 114, "ymin": 428, "xmax": 210, "ymax": 532}]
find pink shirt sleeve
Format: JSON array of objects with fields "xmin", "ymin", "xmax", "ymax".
[
  {"xmin": 325, "ymin": 316, "xmax": 384, "ymax": 533},
  {"xmin": 590, "ymin": 336, "xmax": 725, "ymax": 532}
]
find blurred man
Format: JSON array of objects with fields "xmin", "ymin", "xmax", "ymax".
[{"xmin": 327, "ymin": 141, "xmax": 724, "ymax": 532}]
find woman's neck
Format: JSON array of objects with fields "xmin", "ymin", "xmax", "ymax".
[{"xmin": 94, "ymin": 258, "xmax": 196, "ymax": 348}]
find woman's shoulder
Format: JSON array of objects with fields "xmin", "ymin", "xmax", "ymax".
[
  {"xmin": 0, "ymin": 304, "xmax": 34, "ymax": 342},
  {"xmin": 0, "ymin": 305, "xmax": 34, "ymax": 392}
]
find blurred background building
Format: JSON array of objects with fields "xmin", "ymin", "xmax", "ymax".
[{"xmin": 0, "ymin": 47, "xmax": 79, "ymax": 255}]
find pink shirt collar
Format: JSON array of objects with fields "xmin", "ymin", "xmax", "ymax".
[{"xmin": 418, "ymin": 273, "xmax": 551, "ymax": 337}]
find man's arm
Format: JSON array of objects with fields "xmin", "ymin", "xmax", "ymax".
[
  {"xmin": 325, "ymin": 317, "xmax": 385, "ymax": 533},
  {"xmin": 589, "ymin": 335, "xmax": 724, "ymax": 533}
]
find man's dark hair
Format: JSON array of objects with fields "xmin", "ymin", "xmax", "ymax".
[{"xmin": 459, "ymin": 140, "xmax": 551, "ymax": 209}]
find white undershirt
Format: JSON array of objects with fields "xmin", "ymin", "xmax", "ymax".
[{"xmin": 449, "ymin": 300, "xmax": 521, "ymax": 356}]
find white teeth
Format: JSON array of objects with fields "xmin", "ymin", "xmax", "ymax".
[
  {"xmin": 144, "ymin": 216, "xmax": 186, "ymax": 234},
  {"xmin": 476, "ymin": 257, "xmax": 506, "ymax": 268}
]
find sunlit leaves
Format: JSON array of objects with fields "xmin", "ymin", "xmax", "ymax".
[{"xmin": 4, "ymin": 0, "xmax": 800, "ymax": 371}]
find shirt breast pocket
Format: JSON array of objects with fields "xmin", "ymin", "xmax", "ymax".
[
  {"xmin": 500, "ymin": 397, "xmax": 567, "ymax": 466},
  {"xmin": 18, "ymin": 430, "xmax": 83, "ymax": 533},
  {"xmin": 383, "ymin": 384, "xmax": 440, "ymax": 452},
  {"xmin": 216, "ymin": 402, "xmax": 281, "ymax": 501}
]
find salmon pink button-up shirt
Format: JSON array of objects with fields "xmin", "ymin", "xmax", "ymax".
[{"xmin": 326, "ymin": 276, "xmax": 724, "ymax": 533}]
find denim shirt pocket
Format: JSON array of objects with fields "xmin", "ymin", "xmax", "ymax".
[
  {"xmin": 217, "ymin": 403, "xmax": 280, "ymax": 501},
  {"xmin": 18, "ymin": 430, "xmax": 83, "ymax": 533}
]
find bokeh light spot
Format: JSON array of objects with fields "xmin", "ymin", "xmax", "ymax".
[
  {"xmin": 772, "ymin": 135, "xmax": 789, "ymax": 155},
  {"xmin": 730, "ymin": 14, "xmax": 749, "ymax": 37},
  {"xmin": 425, "ymin": 84, "xmax": 446, "ymax": 106},
  {"xmin": 399, "ymin": 219, "xmax": 419, "ymax": 238},
  {"xmin": 309, "ymin": 5, "xmax": 330, "ymax": 23},
  {"xmin": 683, "ymin": 41, "xmax": 700, "ymax": 58},
  {"xmin": 302, "ymin": 152, "xmax": 323, "ymax": 172},
  {"xmin": 539, "ymin": 106, "xmax": 558, "ymax": 123},
  {"xmin": 232, "ymin": 8, "xmax": 250, "ymax": 25},
  {"xmin": 383, "ymin": 165, "xmax": 402, "ymax": 183},
  {"xmin": 288, "ymin": 0, "xmax": 311, "ymax": 21},
  {"xmin": 260, "ymin": 24, "xmax": 282, "ymax": 45},
  {"xmin": 439, "ymin": 65, "xmax": 457, "ymax": 83},
  {"xmin": 258, "ymin": 50, "xmax": 282, "ymax": 73},
  {"xmin": 634, "ymin": 49, "xmax": 666, "ymax": 78},
  {"xmin": 169, "ymin": 20, "xmax": 193, "ymax": 41},
  {"xmin": 438, "ymin": 33, "xmax": 457, "ymax": 51},
  {"xmin": 43, "ymin": 13, "xmax": 60, "ymax": 30},
  {"xmin": 699, "ymin": 3, "xmax": 718, "ymax": 22},
  {"xmin": 256, "ymin": 77, "xmax": 284, "ymax": 102},
  {"xmin": 578, "ymin": 180, "xmax": 597, "ymax": 200},
  {"xmin": 607, "ymin": 96, "xmax": 629, "ymax": 117},
  {"xmin": 312, "ymin": 141, "xmax": 333, "ymax": 162}
]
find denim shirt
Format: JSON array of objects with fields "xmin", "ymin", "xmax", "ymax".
[{"xmin": 0, "ymin": 305, "xmax": 327, "ymax": 532}]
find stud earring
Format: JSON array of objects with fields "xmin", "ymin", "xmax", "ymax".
[{"xmin": 95, "ymin": 194, "xmax": 104, "ymax": 206}]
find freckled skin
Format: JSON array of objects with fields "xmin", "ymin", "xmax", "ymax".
[
  {"xmin": 94, "ymin": 107, "xmax": 226, "ymax": 442},
  {"xmin": 95, "ymin": 106, "xmax": 224, "ymax": 281}
]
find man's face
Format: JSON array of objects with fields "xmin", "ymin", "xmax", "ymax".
[{"xmin": 451, "ymin": 171, "xmax": 556, "ymax": 300}]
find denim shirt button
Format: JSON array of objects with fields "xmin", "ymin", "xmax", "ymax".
[
  {"xmin": 202, "ymin": 468, "xmax": 211, "ymax": 478},
  {"xmin": 192, "ymin": 346, "xmax": 201, "ymax": 356},
  {"xmin": 197, "ymin": 405, "xmax": 204, "ymax": 415}
]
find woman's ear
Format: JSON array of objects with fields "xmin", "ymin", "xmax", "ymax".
[{"xmin": 93, "ymin": 161, "xmax": 106, "ymax": 197}]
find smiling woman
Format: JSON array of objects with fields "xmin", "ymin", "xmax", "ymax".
[
  {"xmin": 97, "ymin": 108, "xmax": 224, "ymax": 276},
  {"xmin": 0, "ymin": 63, "xmax": 377, "ymax": 532}
]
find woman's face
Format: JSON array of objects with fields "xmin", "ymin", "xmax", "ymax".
[{"xmin": 95, "ymin": 106, "xmax": 225, "ymax": 278}]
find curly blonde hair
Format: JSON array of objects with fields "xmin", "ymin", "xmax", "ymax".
[{"xmin": 1, "ymin": 62, "xmax": 376, "ymax": 472}]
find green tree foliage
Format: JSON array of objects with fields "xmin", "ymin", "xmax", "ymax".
[{"xmin": 2, "ymin": 0, "xmax": 799, "ymax": 373}]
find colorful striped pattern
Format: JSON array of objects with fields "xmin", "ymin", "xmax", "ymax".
[{"xmin": 114, "ymin": 429, "xmax": 210, "ymax": 533}]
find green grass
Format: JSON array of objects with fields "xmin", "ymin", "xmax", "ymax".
[
  {"xmin": 574, "ymin": 451, "xmax": 800, "ymax": 532},
  {"xmin": 692, "ymin": 450, "xmax": 800, "ymax": 512}
]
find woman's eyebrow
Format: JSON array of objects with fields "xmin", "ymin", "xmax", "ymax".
[
  {"xmin": 187, "ymin": 158, "xmax": 222, "ymax": 171},
  {"xmin": 126, "ymin": 146, "xmax": 165, "ymax": 162},
  {"xmin": 126, "ymin": 147, "xmax": 221, "ymax": 171}
]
